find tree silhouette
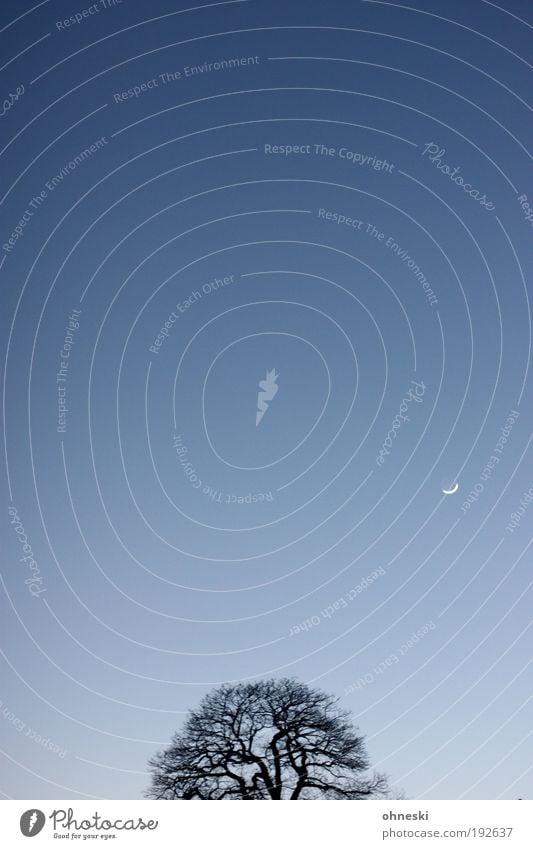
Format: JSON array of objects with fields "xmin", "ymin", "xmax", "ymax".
[{"xmin": 146, "ymin": 678, "xmax": 389, "ymax": 799}]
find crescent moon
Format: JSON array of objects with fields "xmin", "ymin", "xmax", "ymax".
[{"xmin": 442, "ymin": 482, "xmax": 459, "ymax": 495}]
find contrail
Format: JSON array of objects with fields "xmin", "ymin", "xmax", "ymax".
[{"xmin": 256, "ymin": 369, "xmax": 279, "ymax": 426}]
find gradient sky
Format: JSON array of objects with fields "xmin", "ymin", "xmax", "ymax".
[{"xmin": 1, "ymin": 0, "xmax": 532, "ymax": 801}]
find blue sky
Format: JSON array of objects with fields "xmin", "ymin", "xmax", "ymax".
[{"xmin": 1, "ymin": 0, "xmax": 532, "ymax": 800}]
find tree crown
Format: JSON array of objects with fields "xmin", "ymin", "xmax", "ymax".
[{"xmin": 147, "ymin": 678, "xmax": 388, "ymax": 800}]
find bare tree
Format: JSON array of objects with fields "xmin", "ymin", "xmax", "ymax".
[{"xmin": 146, "ymin": 678, "xmax": 389, "ymax": 800}]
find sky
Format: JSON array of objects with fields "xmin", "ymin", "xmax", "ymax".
[{"xmin": 1, "ymin": 0, "xmax": 532, "ymax": 801}]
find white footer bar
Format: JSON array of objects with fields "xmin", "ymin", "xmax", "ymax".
[{"xmin": 1, "ymin": 800, "xmax": 531, "ymax": 848}]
